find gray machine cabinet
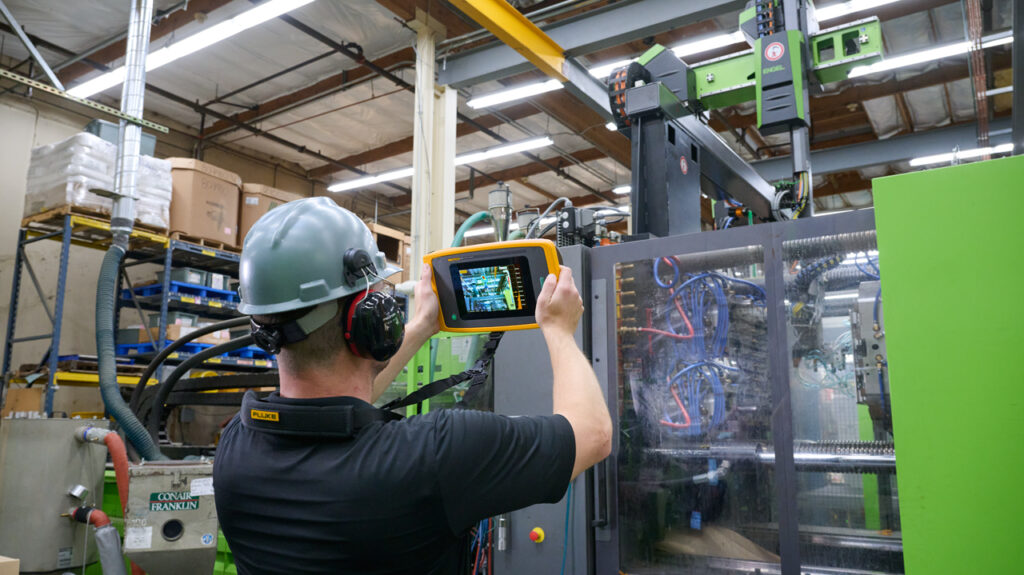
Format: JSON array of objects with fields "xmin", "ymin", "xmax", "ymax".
[
  {"xmin": 0, "ymin": 418, "xmax": 109, "ymax": 573},
  {"xmin": 493, "ymin": 245, "xmax": 592, "ymax": 574}
]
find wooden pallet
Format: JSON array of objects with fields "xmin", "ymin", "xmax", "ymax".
[
  {"xmin": 169, "ymin": 232, "xmax": 241, "ymax": 254},
  {"xmin": 22, "ymin": 204, "xmax": 167, "ymax": 235},
  {"xmin": 16, "ymin": 359, "xmax": 147, "ymax": 378},
  {"xmin": 21, "ymin": 205, "xmax": 169, "ymax": 256}
]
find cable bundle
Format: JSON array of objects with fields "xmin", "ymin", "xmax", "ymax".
[{"xmin": 642, "ymin": 256, "xmax": 766, "ymax": 437}]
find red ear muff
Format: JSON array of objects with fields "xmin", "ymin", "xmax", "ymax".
[
  {"xmin": 344, "ymin": 291, "xmax": 369, "ymax": 358},
  {"xmin": 343, "ymin": 291, "xmax": 405, "ymax": 361}
]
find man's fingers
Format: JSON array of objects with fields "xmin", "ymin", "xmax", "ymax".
[
  {"xmin": 538, "ymin": 273, "xmax": 557, "ymax": 304},
  {"xmin": 421, "ymin": 262, "xmax": 431, "ymax": 280}
]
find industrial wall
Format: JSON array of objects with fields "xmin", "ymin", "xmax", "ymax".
[{"xmin": 0, "ymin": 90, "xmax": 335, "ymax": 371}]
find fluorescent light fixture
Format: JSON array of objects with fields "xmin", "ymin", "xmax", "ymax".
[
  {"xmin": 589, "ymin": 59, "xmax": 634, "ymax": 80},
  {"xmin": 605, "ymin": 122, "xmax": 618, "ymax": 131},
  {"xmin": 466, "ymin": 79, "xmax": 562, "ymax": 109},
  {"xmin": 848, "ymin": 32, "xmax": 1012, "ymax": 79},
  {"xmin": 985, "ymin": 85, "xmax": 1013, "ymax": 97},
  {"xmin": 815, "ymin": 0, "xmax": 902, "ymax": 22},
  {"xmin": 982, "ymin": 33, "xmax": 1013, "ymax": 49},
  {"xmin": 671, "ymin": 31, "xmax": 746, "ymax": 59},
  {"xmin": 328, "ymin": 167, "xmax": 414, "ymax": 193},
  {"xmin": 909, "ymin": 143, "xmax": 1014, "ymax": 167},
  {"xmin": 329, "ymin": 137, "xmax": 554, "ymax": 192},
  {"xmin": 848, "ymin": 40, "xmax": 971, "ymax": 78},
  {"xmin": 455, "ymin": 137, "xmax": 553, "ymax": 166},
  {"xmin": 612, "ymin": 185, "xmax": 631, "ymax": 195},
  {"xmin": 68, "ymin": 0, "xmax": 315, "ymax": 98}
]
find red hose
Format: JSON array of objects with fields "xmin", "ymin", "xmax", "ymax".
[
  {"xmin": 659, "ymin": 385, "xmax": 692, "ymax": 429},
  {"xmin": 101, "ymin": 433, "xmax": 147, "ymax": 575},
  {"xmin": 103, "ymin": 433, "xmax": 130, "ymax": 515}
]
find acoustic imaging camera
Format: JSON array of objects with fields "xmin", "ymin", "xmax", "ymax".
[{"xmin": 425, "ymin": 240, "xmax": 561, "ymax": 332}]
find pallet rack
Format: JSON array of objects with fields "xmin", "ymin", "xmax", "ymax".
[{"xmin": 2, "ymin": 207, "xmax": 275, "ymax": 416}]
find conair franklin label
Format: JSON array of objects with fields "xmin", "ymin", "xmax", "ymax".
[
  {"xmin": 150, "ymin": 491, "xmax": 199, "ymax": 511},
  {"xmin": 250, "ymin": 409, "xmax": 279, "ymax": 422}
]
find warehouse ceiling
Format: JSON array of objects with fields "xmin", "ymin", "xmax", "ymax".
[{"xmin": 0, "ymin": 0, "xmax": 1016, "ymax": 230}]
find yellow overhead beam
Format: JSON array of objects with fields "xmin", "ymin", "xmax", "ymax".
[{"xmin": 448, "ymin": 0, "xmax": 567, "ymax": 82}]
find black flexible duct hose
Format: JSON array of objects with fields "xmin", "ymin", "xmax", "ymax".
[
  {"xmin": 97, "ymin": 245, "xmax": 166, "ymax": 461},
  {"xmin": 129, "ymin": 316, "xmax": 250, "ymax": 414},
  {"xmin": 145, "ymin": 335, "xmax": 255, "ymax": 439}
]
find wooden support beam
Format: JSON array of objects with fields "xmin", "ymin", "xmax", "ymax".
[
  {"xmin": 306, "ymin": 102, "xmax": 540, "ymax": 178},
  {"xmin": 393, "ymin": 147, "xmax": 605, "ymax": 206}
]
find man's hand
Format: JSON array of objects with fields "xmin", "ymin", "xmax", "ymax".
[
  {"xmin": 409, "ymin": 263, "xmax": 440, "ymax": 339},
  {"xmin": 535, "ymin": 266, "xmax": 583, "ymax": 339}
]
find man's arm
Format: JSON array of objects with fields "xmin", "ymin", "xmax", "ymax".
[
  {"xmin": 371, "ymin": 263, "xmax": 440, "ymax": 403},
  {"xmin": 536, "ymin": 266, "xmax": 613, "ymax": 479}
]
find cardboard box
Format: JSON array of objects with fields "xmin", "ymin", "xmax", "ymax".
[
  {"xmin": 1, "ymin": 387, "xmax": 43, "ymax": 417},
  {"xmin": 0, "ymin": 387, "xmax": 104, "ymax": 418},
  {"xmin": 238, "ymin": 183, "xmax": 304, "ymax": 244},
  {"xmin": 169, "ymin": 158, "xmax": 241, "ymax": 247},
  {"xmin": 367, "ymin": 222, "xmax": 411, "ymax": 283},
  {"xmin": 0, "ymin": 554, "xmax": 19, "ymax": 574}
]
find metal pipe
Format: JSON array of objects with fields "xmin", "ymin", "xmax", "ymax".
[{"xmin": 110, "ymin": 0, "xmax": 155, "ymax": 244}]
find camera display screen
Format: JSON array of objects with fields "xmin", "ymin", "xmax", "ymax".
[{"xmin": 451, "ymin": 256, "xmax": 535, "ymax": 319}]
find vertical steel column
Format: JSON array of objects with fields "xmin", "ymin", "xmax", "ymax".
[
  {"xmin": 764, "ymin": 226, "xmax": 800, "ymax": 574},
  {"xmin": 44, "ymin": 216, "xmax": 73, "ymax": 415},
  {"xmin": 1, "ymin": 229, "xmax": 27, "ymax": 380},
  {"xmin": 1013, "ymin": 0, "xmax": 1023, "ymax": 153},
  {"xmin": 157, "ymin": 245, "xmax": 174, "ymax": 352}
]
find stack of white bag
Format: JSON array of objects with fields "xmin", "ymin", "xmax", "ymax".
[{"xmin": 24, "ymin": 132, "xmax": 172, "ymax": 229}]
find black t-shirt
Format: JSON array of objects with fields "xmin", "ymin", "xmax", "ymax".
[{"xmin": 213, "ymin": 393, "xmax": 576, "ymax": 574}]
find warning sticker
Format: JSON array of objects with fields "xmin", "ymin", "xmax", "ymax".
[
  {"xmin": 190, "ymin": 477, "xmax": 215, "ymax": 497},
  {"xmin": 57, "ymin": 547, "xmax": 72, "ymax": 568},
  {"xmin": 149, "ymin": 491, "xmax": 199, "ymax": 512},
  {"xmin": 124, "ymin": 526, "xmax": 153, "ymax": 550},
  {"xmin": 765, "ymin": 41, "xmax": 785, "ymax": 62}
]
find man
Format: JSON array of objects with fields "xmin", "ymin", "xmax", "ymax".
[{"xmin": 214, "ymin": 197, "xmax": 611, "ymax": 574}]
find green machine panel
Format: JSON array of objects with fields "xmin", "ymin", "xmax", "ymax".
[{"xmin": 873, "ymin": 156, "xmax": 1024, "ymax": 574}]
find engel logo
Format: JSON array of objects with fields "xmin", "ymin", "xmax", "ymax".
[{"xmin": 765, "ymin": 42, "xmax": 785, "ymax": 62}]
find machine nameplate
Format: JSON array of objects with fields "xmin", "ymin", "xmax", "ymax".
[{"xmin": 149, "ymin": 491, "xmax": 199, "ymax": 511}]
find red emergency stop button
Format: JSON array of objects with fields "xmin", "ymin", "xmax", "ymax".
[{"xmin": 529, "ymin": 527, "xmax": 545, "ymax": 543}]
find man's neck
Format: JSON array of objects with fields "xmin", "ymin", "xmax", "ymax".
[{"xmin": 278, "ymin": 358, "xmax": 375, "ymax": 402}]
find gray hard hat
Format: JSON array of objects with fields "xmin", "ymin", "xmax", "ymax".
[{"xmin": 237, "ymin": 197, "xmax": 400, "ymax": 316}]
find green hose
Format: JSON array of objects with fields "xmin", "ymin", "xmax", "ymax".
[
  {"xmin": 452, "ymin": 211, "xmax": 491, "ymax": 247},
  {"xmin": 96, "ymin": 246, "xmax": 166, "ymax": 461},
  {"xmin": 508, "ymin": 229, "xmax": 525, "ymax": 240}
]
